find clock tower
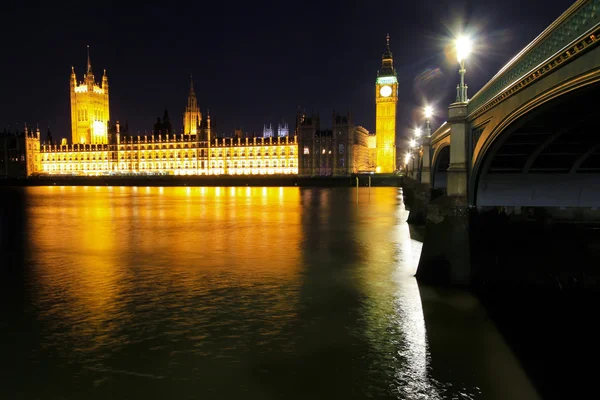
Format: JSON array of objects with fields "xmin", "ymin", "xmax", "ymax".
[{"xmin": 375, "ymin": 34, "xmax": 398, "ymax": 173}]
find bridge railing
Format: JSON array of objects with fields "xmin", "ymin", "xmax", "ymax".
[{"xmin": 467, "ymin": 0, "xmax": 600, "ymax": 116}]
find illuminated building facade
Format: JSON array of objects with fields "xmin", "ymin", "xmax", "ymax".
[
  {"xmin": 368, "ymin": 133, "xmax": 377, "ymax": 170},
  {"xmin": 297, "ymin": 112, "xmax": 370, "ymax": 176},
  {"xmin": 375, "ymin": 34, "xmax": 398, "ymax": 173},
  {"xmin": 23, "ymin": 53, "xmax": 298, "ymax": 177},
  {"xmin": 70, "ymin": 47, "xmax": 110, "ymax": 145}
]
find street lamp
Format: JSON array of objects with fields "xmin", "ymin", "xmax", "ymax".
[
  {"xmin": 424, "ymin": 105, "xmax": 433, "ymax": 120},
  {"xmin": 424, "ymin": 105, "xmax": 433, "ymax": 134},
  {"xmin": 414, "ymin": 127, "xmax": 422, "ymax": 137},
  {"xmin": 456, "ymin": 34, "xmax": 472, "ymax": 102}
]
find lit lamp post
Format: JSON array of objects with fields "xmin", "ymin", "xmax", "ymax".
[
  {"xmin": 408, "ymin": 128, "xmax": 421, "ymax": 180},
  {"xmin": 420, "ymin": 105, "xmax": 433, "ymax": 184},
  {"xmin": 404, "ymin": 153, "xmax": 411, "ymax": 173},
  {"xmin": 455, "ymin": 35, "xmax": 472, "ymax": 103}
]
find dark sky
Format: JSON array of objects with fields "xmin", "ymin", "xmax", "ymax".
[{"xmin": 1, "ymin": 0, "xmax": 571, "ymax": 144}]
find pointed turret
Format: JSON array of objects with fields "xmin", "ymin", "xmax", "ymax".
[
  {"xmin": 87, "ymin": 45, "xmax": 92, "ymax": 74},
  {"xmin": 189, "ymin": 74, "xmax": 195, "ymax": 96},
  {"xmin": 46, "ymin": 126, "xmax": 53, "ymax": 145},
  {"xmin": 380, "ymin": 33, "xmax": 395, "ymax": 76},
  {"xmin": 183, "ymin": 75, "xmax": 202, "ymax": 135},
  {"xmin": 70, "ymin": 66, "xmax": 77, "ymax": 88},
  {"xmin": 102, "ymin": 68, "xmax": 108, "ymax": 89}
]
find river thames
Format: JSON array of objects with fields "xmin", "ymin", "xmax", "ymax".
[{"xmin": 0, "ymin": 186, "xmax": 537, "ymax": 399}]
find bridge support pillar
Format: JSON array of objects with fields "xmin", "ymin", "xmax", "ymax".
[
  {"xmin": 446, "ymin": 102, "xmax": 469, "ymax": 197},
  {"xmin": 416, "ymin": 195, "xmax": 472, "ymax": 285},
  {"xmin": 402, "ymin": 178, "xmax": 431, "ymax": 225},
  {"xmin": 420, "ymin": 136, "xmax": 431, "ymax": 185},
  {"xmin": 417, "ymin": 102, "xmax": 472, "ymax": 285}
]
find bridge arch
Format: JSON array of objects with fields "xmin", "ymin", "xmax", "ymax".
[
  {"xmin": 431, "ymin": 136, "xmax": 450, "ymax": 190},
  {"xmin": 471, "ymin": 70, "xmax": 600, "ymax": 207}
]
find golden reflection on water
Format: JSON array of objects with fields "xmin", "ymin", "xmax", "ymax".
[
  {"xmin": 0, "ymin": 186, "xmax": 541, "ymax": 398},
  {"xmin": 27, "ymin": 186, "xmax": 303, "ymax": 354}
]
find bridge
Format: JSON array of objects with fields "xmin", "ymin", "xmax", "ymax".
[{"xmin": 406, "ymin": 0, "xmax": 600, "ymax": 284}]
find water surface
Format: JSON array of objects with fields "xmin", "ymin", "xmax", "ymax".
[{"xmin": 0, "ymin": 186, "xmax": 536, "ymax": 399}]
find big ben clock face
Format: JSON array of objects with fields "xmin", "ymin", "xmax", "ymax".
[{"xmin": 380, "ymin": 85, "xmax": 392, "ymax": 97}]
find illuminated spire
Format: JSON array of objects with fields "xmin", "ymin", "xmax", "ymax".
[
  {"xmin": 87, "ymin": 45, "xmax": 92, "ymax": 74},
  {"xmin": 381, "ymin": 34, "xmax": 395, "ymax": 76}
]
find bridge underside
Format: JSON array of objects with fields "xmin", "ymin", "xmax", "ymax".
[
  {"xmin": 476, "ymin": 82, "xmax": 600, "ymax": 207},
  {"xmin": 432, "ymin": 146, "xmax": 449, "ymax": 190}
]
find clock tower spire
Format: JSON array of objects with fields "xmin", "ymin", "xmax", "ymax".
[{"xmin": 375, "ymin": 33, "xmax": 398, "ymax": 174}]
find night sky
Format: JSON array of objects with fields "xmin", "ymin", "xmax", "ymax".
[{"xmin": 1, "ymin": 0, "xmax": 571, "ymax": 145}]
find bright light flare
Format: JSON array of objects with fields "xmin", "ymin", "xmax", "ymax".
[
  {"xmin": 456, "ymin": 35, "xmax": 472, "ymax": 63},
  {"xmin": 414, "ymin": 128, "xmax": 422, "ymax": 137},
  {"xmin": 404, "ymin": 153, "xmax": 411, "ymax": 164},
  {"xmin": 424, "ymin": 106, "xmax": 433, "ymax": 119},
  {"xmin": 409, "ymin": 139, "xmax": 417, "ymax": 148}
]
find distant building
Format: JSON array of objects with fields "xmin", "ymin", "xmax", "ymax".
[
  {"xmin": 297, "ymin": 112, "xmax": 370, "ymax": 176},
  {"xmin": 368, "ymin": 133, "xmax": 377, "ymax": 170},
  {"xmin": 263, "ymin": 123, "xmax": 274, "ymax": 138},
  {"xmin": 277, "ymin": 123, "xmax": 289, "ymax": 137},
  {"xmin": 0, "ymin": 125, "xmax": 40, "ymax": 177},
  {"xmin": 23, "ymin": 51, "xmax": 298, "ymax": 176},
  {"xmin": 153, "ymin": 109, "xmax": 173, "ymax": 136}
]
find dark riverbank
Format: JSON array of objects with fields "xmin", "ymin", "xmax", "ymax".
[
  {"xmin": 0, "ymin": 174, "xmax": 403, "ymax": 187},
  {"xmin": 473, "ymin": 218, "xmax": 600, "ymax": 399}
]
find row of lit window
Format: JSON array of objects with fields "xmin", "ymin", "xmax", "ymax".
[
  {"xmin": 41, "ymin": 145, "xmax": 296, "ymax": 154},
  {"xmin": 42, "ymin": 152, "xmax": 297, "ymax": 162},
  {"xmin": 41, "ymin": 159, "xmax": 297, "ymax": 170}
]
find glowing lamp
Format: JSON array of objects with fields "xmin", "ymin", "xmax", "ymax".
[
  {"xmin": 456, "ymin": 35, "xmax": 472, "ymax": 63},
  {"xmin": 424, "ymin": 106, "xmax": 433, "ymax": 119},
  {"xmin": 409, "ymin": 139, "xmax": 417, "ymax": 147},
  {"xmin": 414, "ymin": 128, "xmax": 422, "ymax": 137}
]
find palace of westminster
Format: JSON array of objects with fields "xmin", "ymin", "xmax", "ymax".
[{"xmin": 1, "ymin": 38, "xmax": 399, "ymax": 178}]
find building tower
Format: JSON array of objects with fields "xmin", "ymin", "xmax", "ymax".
[
  {"xmin": 183, "ymin": 76, "xmax": 202, "ymax": 135},
  {"xmin": 375, "ymin": 34, "xmax": 398, "ymax": 173},
  {"xmin": 263, "ymin": 123, "xmax": 274, "ymax": 138},
  {"xmin": 277, "ymin": 122, "xmax": 289, "ymax": 137},
  {"xmin": 70, "ymin": 46, "xmax": 110, "ymax": 144}
]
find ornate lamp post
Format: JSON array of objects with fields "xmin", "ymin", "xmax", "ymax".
[
  {"xmin": 420, "ymin": 105, "xmax": 433, "ymax": 184},
  {"xmin": 409, "ymin": 128, "xmax": 421, "ymax": 180},
  {"xmin": 455, "ymin": 35, "xmax": 472, "ymax": 103},
  {"xmin": 404, "ymin": 152, "xmax": 412, "ymax": 175}
]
